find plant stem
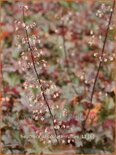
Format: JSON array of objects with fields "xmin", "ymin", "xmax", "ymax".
[
  {"xmin": 62, "ymin": 33, "xmax": 78, "ymax": 95},
  {"xmin": 22, "ymin": 7, "xmax": 59, "ymax": 144},
  {"xmin": 82, "ymin": 0, "xmax": 115, "ymax": 131}
]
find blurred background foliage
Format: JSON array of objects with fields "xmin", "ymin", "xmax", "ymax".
[{"xmin": 0, "ymin": 0, "xmax": 115, "ymax": 154}]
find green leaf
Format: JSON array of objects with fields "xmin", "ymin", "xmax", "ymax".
[
  {"xmin": 59, "ymin": 1, "xmax": 69, "ymax": 8},
  {"xmin": 108, "ymin": 28, "xmax": 115, "ymax": 41},
  {"xmin": 12, "ymin": 49, "xmax": 20, "ymax": 59},
  {"xmin": 31, "ymin": 87, "xmax": 40, "ymax": 95},
  {"xmin": 71, "ymin": 2, "xmax": 79, "ymax": 10},
  {"xmin": 107, "ymin": 98, "xmax": 114, "ymax": 109},
  {"xmin": 3, "ymin": 72, "xmax": 21, "ymax": 86}
]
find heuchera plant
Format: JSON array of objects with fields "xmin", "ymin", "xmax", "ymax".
[{"xmin": 1, "ymin": 0, "xmax": 115, "ymax": 154}]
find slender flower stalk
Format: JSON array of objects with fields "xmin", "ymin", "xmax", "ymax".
[
  {"xmin": 62, "ymin": 31, "xmax": 78, "ymax": 95},
  {"xmin": 82, "ymin": 0, "xmax": 115, "ymax": 131},
  {"xmin": 22, "ymin": 7, "xmax": 59, "ymax": 144}
]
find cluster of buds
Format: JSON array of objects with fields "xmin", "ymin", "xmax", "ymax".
[{"xmin": 93, "ymin": 52, "xmax": 115, "ymax": 63}]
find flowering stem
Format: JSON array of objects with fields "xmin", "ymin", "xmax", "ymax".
[
  {"xmin": 62, "ymin": 32, "xmax": 78, "ymax": 95},
  {"xmin": 82, "ymin": 0, "xmax": 115, "ymax": 131},
  {"xmin": 22, "ymin": 7, "xmax": 59, "ymax": 144}
]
